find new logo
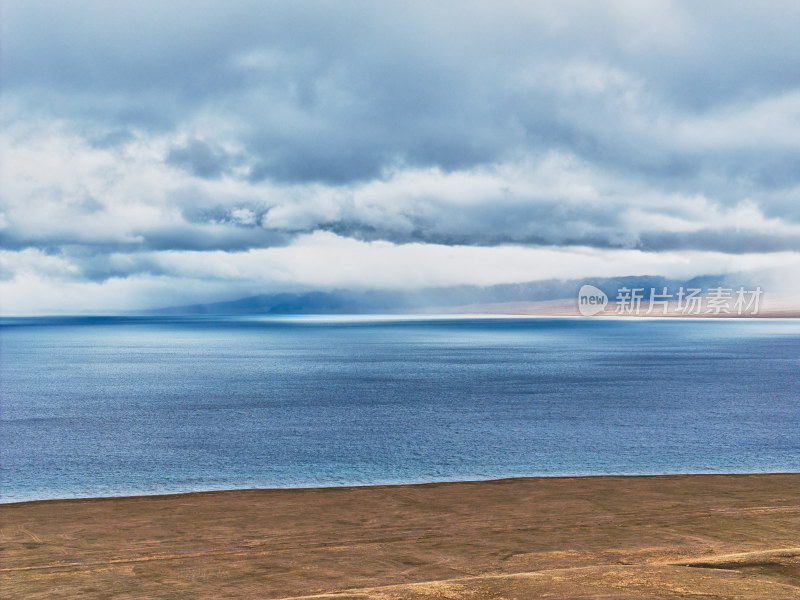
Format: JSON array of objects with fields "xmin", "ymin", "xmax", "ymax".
[{"xmin": 577, "ymin": 284, "xmax": 608, "ymax": 316}]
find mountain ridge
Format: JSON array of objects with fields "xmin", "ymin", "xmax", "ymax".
[{"xmin": 148, "ymin": 274, "xmax": 735, "ymax": 315}]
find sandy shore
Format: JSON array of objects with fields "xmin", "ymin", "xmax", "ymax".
[{"xmin": 1, "ymin": 474, "xmax": 799, "ymax": 599}]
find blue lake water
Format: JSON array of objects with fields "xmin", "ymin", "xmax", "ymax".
[{"xmin": 1, "ymin": 316, "xmax": 798, "ymax": 502}]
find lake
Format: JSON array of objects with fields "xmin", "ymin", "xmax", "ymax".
[{"xmin": 1, "ymin": 316, "xmax": 798, "ymax": 502}]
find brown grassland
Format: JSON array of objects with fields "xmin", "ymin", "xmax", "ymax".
[{"xmin": 1, "ymin": 474, "xmax": 798, "ymax": 599}]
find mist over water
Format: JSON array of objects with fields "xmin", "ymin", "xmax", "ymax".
[{"xmin": 1, "ymin": 316, "xmax": 798, "ymax": 502}]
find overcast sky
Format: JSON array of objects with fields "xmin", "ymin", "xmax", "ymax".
[{"xmin": 2, "ymin": 1, "xmax": 799, "ymax": 313}]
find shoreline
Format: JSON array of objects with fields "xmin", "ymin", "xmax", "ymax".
[
  {"xmin": 3, "ymin": 472, "xmax": 799, "ymax": 599},
  {"xmin": 4, "ymin": 470, "xmax": 800, "ymax": 506}
]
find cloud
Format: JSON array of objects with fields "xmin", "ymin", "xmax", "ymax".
[
  {"xmin": 4, "ymin": 233, "xmax": 800, "ymax": 314},
  {"xmin": 166, "ymin": 139, "xmax": 240, "ymax": 179},
  {"xmin": 4, "ymin": 124, "xmax": 798, "ymax": 259},
  {"xmin": 1, "ymin": 1, "xmax": 799, "ymax": 312},
  {"xmin": 5, "ymin": 1, "xmax": 800, "ymax": 185}
]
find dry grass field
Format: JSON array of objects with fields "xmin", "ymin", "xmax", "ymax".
[{"xmin": 2, "ymin": 474, "xmax": 799, "ymax": 599}]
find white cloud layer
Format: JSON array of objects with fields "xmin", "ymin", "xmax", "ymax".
[{"xmin": 3, "ymin": 233, "xmax": 800, "ymax": 314}]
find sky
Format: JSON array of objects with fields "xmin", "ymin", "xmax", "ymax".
[{"xmin": 1, "ymin": 1, "xmax": 800, "ymax": 313}]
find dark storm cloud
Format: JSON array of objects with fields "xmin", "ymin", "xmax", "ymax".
[
  {"xmin": 297, "ymin": 200, "xmax": 631, "ymax": 248},
  {"xmin": 638, "ymin": 230, "xmax": 800, "ymax": 254},
  {"xmin": 266, "ymin": 204, "xmax": 800, "ymax": 254},
  {"xmin": 166, "ymin": 139, "xmax": 239, "ymax": 179},
  {"xmin": 4, "ymin": 1, "xmax": 800, "ymax": 188},
  {"xmin": 0, "ymin": 217, "xmax": 291, "ymax": 255},
  {"xmin": 137, "ymin": 225, "xmax": 289, "ymax": 252}
]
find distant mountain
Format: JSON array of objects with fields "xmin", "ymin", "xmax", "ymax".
[{"xmin": 149, "ymin": 274, "xmax": 733, "ymax": 315}]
